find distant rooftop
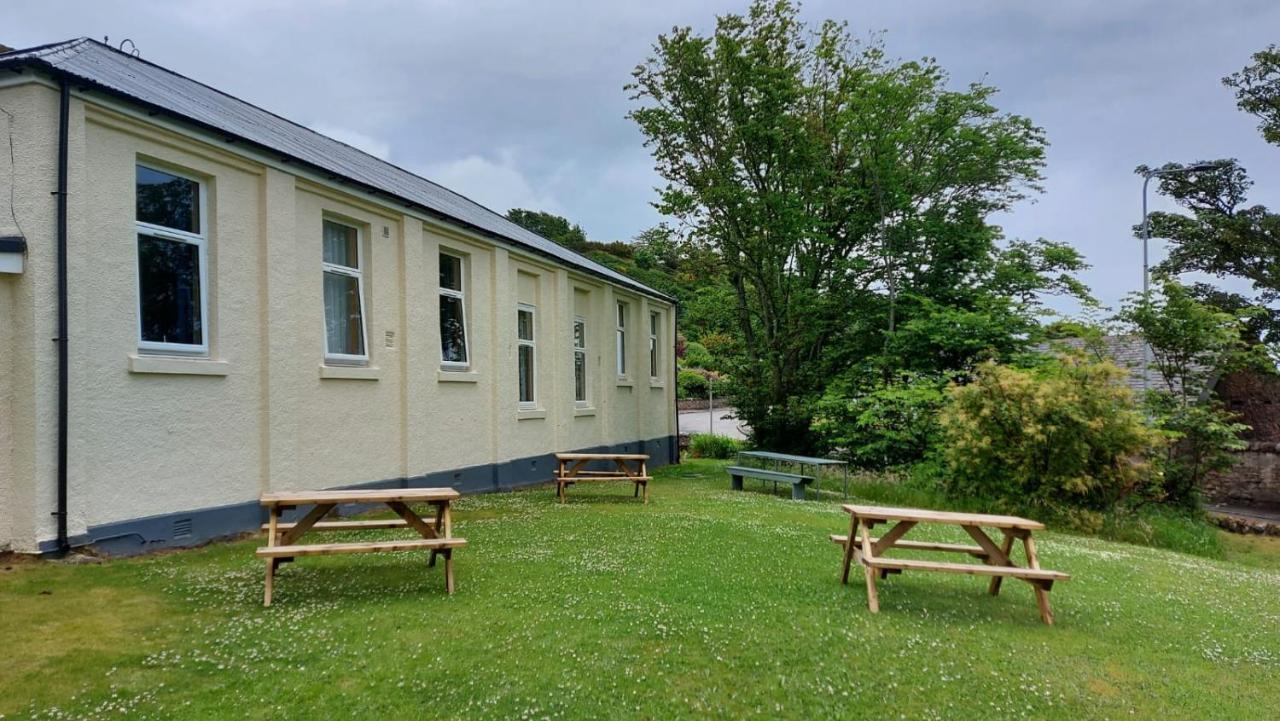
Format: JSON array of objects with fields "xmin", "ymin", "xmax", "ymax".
[
  {"xmin": 0, "ymin": 38, "xmax": 669, "ymax": 301},
  {"xmin": 1039, "ymin": 335, "xmax": 1184, "ymax": 395}
]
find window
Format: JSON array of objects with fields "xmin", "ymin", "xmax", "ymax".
[
  {"xmin": 321, "ymin": 219, "xmax": 367, "ymax": 362},
  {"xmin": 439, "ymin": 252, "xmax": 469, "ymax": 367},
  {"xmin": 517, "ymin": 304, "xmax": 537, "ymax": 407},
  {"xmin": 135, "ymin": 164, "xmax": 208, "ymax": 353},
  {"xmin": 574, "ymin": 316, "xmax": 588, "ymax": 406},
  {"xmin": 615, "ymin": 301, "xmax": 628, "ymax": 377},
  {"xmin": 649, "ymin": 311, "xmax": 660, "ymax": 379}
]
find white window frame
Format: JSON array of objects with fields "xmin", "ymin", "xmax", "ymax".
[
  {"xmin": 517, "ymin": 303, "xmax": 537, "ymax": 409},
  {"xmin": 573, "ymin": 315, "xmax": 589, "ymax": 407},
  {"xmin": 649, "ymin": 310, "xmax": 660, "ymax": 380},
  {"xmin": 135, "ymin": 163, "xmax": 210, "ymax": 355},
  {"xmin": 615, "ymin": 300, "xmax": 628, "ymax": 378},
  {"xmin": 438, "ymin": 251, "xmax": 470, "ymax": 369},
  {"xmin": 321, "ymin": 218, "xmax": 369, "ymax": 365}
]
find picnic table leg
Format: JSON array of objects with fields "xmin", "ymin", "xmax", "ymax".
[
  {"xmin": 859, "ymin": 519, "xmax": 880, "ymax": 613},
  {"xmin": 429, "ymin": 502, "xmax": 447, "ymax": 568},
  {"xmin": 264, "ymin": 506, "xmax": 280, "ymax": 607},
  {"xmin": 840, "ymin": 512, "xmax": 858, "ymax": 584},
  {"xmin": 987, "ymin": 530, "xmax": 1017, "ymax": 596},
  {"xmin": 444, "ymin": 548, "xmax": 456, "ymax": 594},
  {"xmin": 1022, "ymin": 534, "xmax": 1054, "ymax": 625}
]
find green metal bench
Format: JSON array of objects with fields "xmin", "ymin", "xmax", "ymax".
[{"xmin": 726, "ymin": 465, "xmax": 814, "ymax": 501}]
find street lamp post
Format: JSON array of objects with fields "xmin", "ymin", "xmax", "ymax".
[{"xmin": 1138, "ymin": 162, "xmax": 1226, "ymax": 392}]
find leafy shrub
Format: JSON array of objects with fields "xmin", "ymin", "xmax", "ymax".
[
  {"xmin": 677, "ymin": 369, "xmax": 709, "ymax": 399},
  {"xmin": 681, "ymin": 341, "xmax": 714, "ymax": 369},
  {"xmin": 939, "ymin": 357, "xmax": 1163, "ymax": 513},
  {"xmin": 811, "ymin": 374, "xmax": 949, "ymax": 470},
  {"xmin": 688, "ymin": 433, "xmax": 745, "ymax": 459},
  {"xmin": 1145, "ymin": 393, "xmax": 1249, "ymax": 508}
]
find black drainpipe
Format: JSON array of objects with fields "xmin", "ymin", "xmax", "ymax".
[{"xmin": 52, "ymin": 77, "xmax": 70, "ymax": 556}]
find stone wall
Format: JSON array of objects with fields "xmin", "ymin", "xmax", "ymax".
[{"xmin": 1204, "ymin": 442, "xmax": 1280, "ymax": 510}]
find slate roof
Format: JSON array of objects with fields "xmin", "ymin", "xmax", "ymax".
[
  {"xmin": 0, "ymin": 38, "xmax": 669, "ymax": 300},
  {"xmin": 1039, "ymin": 335, "xmax": 1186, "ymax": 395}
]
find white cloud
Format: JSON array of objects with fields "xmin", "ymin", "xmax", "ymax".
[
  {"xmin": 309, "ymin": 123, "xmax": 392, "ymax": 161},
  {"xmin": 419, "ymin": 150, "xmax": 563, "ymax": 216}
]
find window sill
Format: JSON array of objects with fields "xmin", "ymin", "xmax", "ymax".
[
  {"xmin": 128, "ymin": 354, "xmax": 229, "ymax": 376},
  {"xmin": 649, "ymin": 379, "xmax": 665, "ymax": 389},
  {"xmin": 319, "ymin": 364, "xmax": 381, "ymax": 381},
  {"xmin": 616, "ymin": 378, "xmax": 635, "ymax": 388},
  {"xmin": 573, "ymin": 406, "xmax": 597, "ymax": 417},
  {"xmin": 437, "ymin": 369, "xmax": 481, "ymax": 383},
  {"xmin": 516, "ymin": 408, "xmax": 547, "ymax": 420}
]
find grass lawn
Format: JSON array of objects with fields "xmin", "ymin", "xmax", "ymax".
[{"xmin": 3, "ymin": 458, "xmax": 1279, "ymax": 720}]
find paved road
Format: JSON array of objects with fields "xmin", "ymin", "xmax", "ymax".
[{"xmin": 677, "ymin": 407, "xmax": 747, "ymax": 440}]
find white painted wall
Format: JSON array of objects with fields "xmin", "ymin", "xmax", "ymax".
[{"xmin": 0, "ymin": 78, "xmax": 676, "ymax": 552}]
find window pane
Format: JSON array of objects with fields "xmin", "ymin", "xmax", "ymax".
[
  {"xmin": 650, "ymin": 338, "xmax": 658, "ymax": 377},
  {"xmin": 650, "ymin": 312, "xmax": 658, "ymax": 336},
  {"xmin": 617, "ymin": 303, "xmax": 625, "ymax": 327},
  {"xmin": 324, "ymin": 270, "xmax": 365, "ymax": 356},
  {"xmin": 138, "ymin": 234, "xmax": 203, "ymax": 345},
  {"xmin": 518, "ymin": 308, "xmax": 534, "ymax": 341},
  {"xmin": 573, "ymin": 319, "xmax": 585, "ymax": 350},
  {"xmin": 440, "ymin": 295, "xmax": 468, "ymax": 363},
  {"xmin": 136, "ymin": 165, "xmax": 200, "ymax": 234},
  {"xmin": 574, "ymin": 350, "xmax": 586, "ymax": 402},
  {"xmin": 617, "ymin": 329, "xmax": 626, "ymax": 375},
  {"xmin": 440, "ymin": 253, "xmax": 462, "ymax": 292},
  {"xmin": 323, "ymin": 220, "xmax": 359, "ymax": 268},
  {"xmin": 518, "ymin": 345, "xmax": 535, "ymax": 403}
]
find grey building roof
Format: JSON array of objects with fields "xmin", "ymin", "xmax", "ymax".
[
  {"xmin": 1038, "ymin": 335, "xmax": 1188, "ymax": 395},
  {"xmin": 0, "ymin": 38, "xmax": 669, "ymax": 301}
]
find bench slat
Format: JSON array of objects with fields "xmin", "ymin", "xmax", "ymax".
[
  {"xmin": 863, "ymin": 556, "xmax": 1068, "ymax": 581},
  {"xmin": 256, "ymin": 537, "xmax": 466, "ymax": 558},
  {"xmin": 725, "ymin": 466, "xmax": 813, "ymax": 483},
  {"xmin": 261, "ymin": 519, "xmax": 412, "ymax": 532},
  {"xmin": 828, "ymin": 534, "xmax": 987, "ymax": 556},
  {"xmin": 261, "ymin": 488, "xmax": 459, "ymax": 507}
]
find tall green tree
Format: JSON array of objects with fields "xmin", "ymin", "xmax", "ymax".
[
  {"xmin": 628, "ymin": 0, "xmax": 1062, "ymax": 449},
  {"xmin": 506, "ymin": 209, "xmax": 589, "ymax": 252}
]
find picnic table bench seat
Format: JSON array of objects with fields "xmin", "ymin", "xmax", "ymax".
[
  {"xmin": 256, "ymin": 537, "xmax": 467, "ymax": 558},
  {"xmin": 726, "ymin": 465, "xmax": 815, "ymax": 500}
]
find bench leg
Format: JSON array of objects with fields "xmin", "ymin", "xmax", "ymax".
[
  {"xmin": 263, "ymin": 558, "xmax": 277, "ymax": 607},
  {"xmin": 634, "ymin": 481, "xmax": 640, "ymax": 497},
  {"xmin": 1022, "ymin": 535, "xmax": 1053, "ymax": 625},
  {"xmin": 791, "ymin": 483, "xmax": 806, "ymax": 501},
  {"xmin": 642, "ymin": 480, "xmax": 649, "ymax": 505},
  {"xmin": 731, "ymin": 474, "xmax": 743, "ymax": 491},
  {"xmin": 444, "ymin": 549, "xmax": 456, "ymax": 595},
  {"xmin": 863, "ymin": 563, "xmax": 880, "ymax": 613},
  {"xmin": 429, "ymin": 549, "xmax": 439, "ymax": 568}
]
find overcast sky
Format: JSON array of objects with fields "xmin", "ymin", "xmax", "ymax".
[{"xmin": 6, "ymin": 0, "xmax": 1278, "ymax": 313}]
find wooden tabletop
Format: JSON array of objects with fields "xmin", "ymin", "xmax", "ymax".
[
  {"xmin": 555, "ymin": 452, "xmax": 649, "ymax": 461},
  {"xmin": 260, "ymin": 488, "xmax": 460, "ymax": 507},
  {"xmin": 842, "ymin": 504, "xmax": 1045, "ymax": 531}
]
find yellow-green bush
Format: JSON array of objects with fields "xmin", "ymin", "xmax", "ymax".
[{"xmin": 939, "ymin": 357, "xmax": 1163, "ymax": 513}]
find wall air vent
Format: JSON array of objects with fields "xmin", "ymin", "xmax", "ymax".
[{"xmin": 172, "ymin": 518, "xmax": 193, "ymax": 539}]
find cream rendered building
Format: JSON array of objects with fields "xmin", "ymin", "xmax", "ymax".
[{"xmin": 0, "ymin": 39, "xmax": 676, "ymax": 555}]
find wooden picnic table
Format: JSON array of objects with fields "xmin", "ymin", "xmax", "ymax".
[
  {"xmin": 257, "ymin": 487, "xmax": 466, "ymax": 606},
  {"xmin": 832, "ymin": 504, "xmax": 1069, "ymax": 624},
  {"xmin": 554, "ymin": 452, "xmax": 650, "ymax": 504}
]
